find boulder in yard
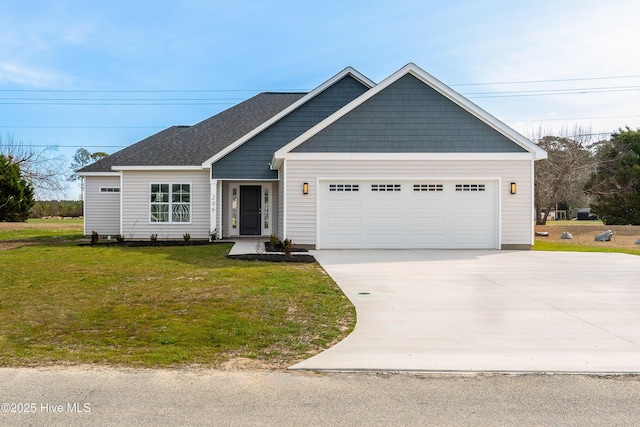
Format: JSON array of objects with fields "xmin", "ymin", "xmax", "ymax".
[{"xmin": 594, "ymin": 230, "xmax": 613, "ymax": 242}]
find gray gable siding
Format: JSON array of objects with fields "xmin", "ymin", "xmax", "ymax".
[
  {"xmin": 292, "ymin": 74, "xmax": 527, "ymax": 153},
  {"xmin": 211, "ymin": 75, "xmax": 370, "ymax": 179}
]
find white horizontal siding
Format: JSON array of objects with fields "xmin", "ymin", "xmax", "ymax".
[
  {"xmin": 285, "ymin": 159, "xmax": 533, "ymax": 247},
  {"xmin": 84, "ymin": 176, "xmax": 121, "ymax": 236},
  {"xmin": 121, "ymin": 170, "xmax": 210, "ymax": 239}
]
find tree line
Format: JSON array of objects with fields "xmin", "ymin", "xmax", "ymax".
[
  {"xmin": 29, "ymin": 200, "xmax": 84, "ymax": 218},
  {"xmin": 534, "ymin": 127, "xmax": 640, "ymax": 225}
]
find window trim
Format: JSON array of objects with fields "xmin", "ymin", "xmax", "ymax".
[
  {"xmin": 329, "ymin": 184, "xmax": 359, "ymax": 192},
  {"xmin": 99, "ymin": 187, "xmax": 120, "ymax": 194},
  {"xmin": 371, "ymin": 184, "xmax": 401, "ymax": 192},
  {"xmin": 149, "ymin": 182, "xmax": 192, "ymax": 224}
]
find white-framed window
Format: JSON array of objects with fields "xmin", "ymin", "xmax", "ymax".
[
  {"xmin": 150, "ymin": 183, "xmax": 191, "ymax": 223},
  {"xmin": 455, "ymin": 184, "xmax": 486, "ymax": 192},
  {"xmin": 231, "ymin": 187, "xmax": 238, "ymax": 229},
  {"xmin": 100, "ymin": 187, "xmax": 120, "ymax": 193},
  {"xmin": 263, "ymin": 188, "xmax": 269, "ymax": 229},
  {"xmin": 329, "ymin": 184, "xmax": 359, "ymax": 192},
  {"xmin": 371, "ymin": 184, "xmax": 401, "ymax": 192},
  {"xmin": 413, "ymin": 184, "xmax": 443, "ymax": 192}
]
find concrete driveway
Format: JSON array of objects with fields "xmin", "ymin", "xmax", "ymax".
[{"xmin": 291, "ymin": 250, "xmax": 640, "ymax": 373}]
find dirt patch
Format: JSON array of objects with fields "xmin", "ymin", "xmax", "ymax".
[
  {"xmin": 0, "ymin": 221, "xmax": 82, "ymax": 232},
  {"xmin": 0, "ymin": 241, "xmax": 39, "ymax": 251},
  {"xmin": 535, "ymin": 224, "xmax": 640, "ymax": 247}
]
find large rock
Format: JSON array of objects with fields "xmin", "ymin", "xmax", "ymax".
[
  {"xmin": 561, "ymin": 232, "xmax": 573, "ymax": 240},
  {"xmin": 594, "ymin": 230, "xmax": 613, "ymax": 242},
  {"xmin": 635, "ymin": 237, "xmax": 640, "ymax": 245}
]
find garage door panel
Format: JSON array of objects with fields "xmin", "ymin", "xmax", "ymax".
[
  {"xmin": 370, "ymin": 200, "xmax": 403, "ymax": 210},
  {"xmin": 328, "ymin": 216, "xmax": 361, "ymax": 227},
  {"xmin": 328, "ymin": 200, "xmax": 361, "ymax": 210},
  {"xmin": 412, "ymin": 234, "xmax": 447, "ymax": 245},
  {"xmin": 412, "ymin": 200, "xmax": 446, "ymax": 209},
  {"xmin": 328, "ymin": 234, "xmax": 362, "ymax": 245},
  {"xmin": 455, "ymin": 216, "xmax": 490, "ymax": 227},
  {"xmin": 370, "ymin": 233, "xmax": 404, "ymax": 245},
  {"xmin": 319, "ymin": 180, "xmax": 497, "ymax": 249},
  {"xmin": 454, "ymin": 233, "xmax": 491, "ymax": 245},
  {"xmin": 411, "ymin": 217, "xmax": 446, "ymax": 227},
  {"xmin": 370, "ymin": 216, "xmax": 403, "ymax": 227}
]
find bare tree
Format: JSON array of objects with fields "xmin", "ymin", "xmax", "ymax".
[
  {"xmin": 68, "ymin": 148, "xmax": 109, "ymax": 198},
  {"xmin": 0, "ymin": 133, "xmax": 67, "ymax": 199},
  {"xmin": 533, "ymin": 126, "xmax": 604, "ymax": 225}
]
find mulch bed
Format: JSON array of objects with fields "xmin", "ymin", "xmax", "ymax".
[
  {"xmin": 227, "ymin": 254, "xmax": 316, "ymax": 263},
  {"xmin": 264, "ymin": 242, "xmax": 309, "ymax": 253},
  {"xmin": 77, "ymin": 239, "xmax": 316, "ymax": 262},
  {"xmin": 79, "ymin": 240, "xmax": 226, "ymax": 247}
]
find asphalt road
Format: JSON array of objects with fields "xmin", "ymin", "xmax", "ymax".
[{"xmin": 1, "ymin": 367, "xmax": 639, "ymax": 426}]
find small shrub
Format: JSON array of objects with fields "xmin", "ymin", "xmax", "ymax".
[
  {"xmin": 115, "ymin": 234, "xmax": 125, "ymax": 243},
  {"xmin": 150, "ymin": 234, "xmax": 158, "ymax": 242},
  {"xmin": 282, "ymin": 238, "xmax": 294, "ymax": 257},
  {"xmin": 269, "ymin": 234, "xmax": 283, "ymax": 249},
  {"xmin": 183, "ymin": 232, "xmax": 191, "ymax": 241},
  {"xmin": 90, "ymin": 231, "xmax": 99, "ymax": 246}
]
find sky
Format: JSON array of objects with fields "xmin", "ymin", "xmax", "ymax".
[{"xmin": 1, "ymin": 0, "xmax": 639, "ymax": 199}]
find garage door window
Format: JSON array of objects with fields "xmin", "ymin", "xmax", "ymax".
[
  {"xmin": 413, "ymin": 184, "xmax": 443, "ymax": 192},
  {"xmin": 371, "ymin": 184, "xmax": 401, "ymax": 192},
  {"xmin": 455, "ymin": 184, "xmax": 485, "ymax": 192},
  {"xmin": 329, "ymin": 184, "xmax": 359, "ymax": 192}
]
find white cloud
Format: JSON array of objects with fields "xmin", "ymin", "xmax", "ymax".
[{"xmin": 0, "ymin": 62, "xmax": 71, "ymax": 87}]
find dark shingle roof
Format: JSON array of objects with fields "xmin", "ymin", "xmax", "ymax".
[{"xmin": 78, "ymin": 92, "xmax": 306, "ymax": 173}]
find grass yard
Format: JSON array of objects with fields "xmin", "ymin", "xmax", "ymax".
[
  {"xmin": 0, "ymin": 218, "xmax": 84, "ymax": 242},
  {"xmin": 0, "ymin": 221, "xmax": 355, "ymax": 369}
]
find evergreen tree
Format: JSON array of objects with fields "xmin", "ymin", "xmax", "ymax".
[
  {"xmin": 0, "ymin": 154, "xmax": 35, "ymax": 222},
  {"xmin": 584, "ymin": 128, "xmax": 640, "ymax": 225}
]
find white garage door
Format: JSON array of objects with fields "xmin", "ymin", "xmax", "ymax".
[{"xmin": 318, "ymin": 180, "xmax": 498, "ymax": 249}]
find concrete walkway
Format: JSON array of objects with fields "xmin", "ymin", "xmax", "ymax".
[
  {"xmin": 292, "ymin": 250, "xmax": 640, "ymax": 373},
  {"xmin": 226, "ymin": 238, "xmax": 267, "ymax": 255}
]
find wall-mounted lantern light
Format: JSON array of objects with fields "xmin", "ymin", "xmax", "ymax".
[
  {"xmin": 510, "ymin": 182, "xmax": 517, "ymax": 195},
  {"xmin": 303, "ymin": 182, "xmax": 309, "ymax": 195}
]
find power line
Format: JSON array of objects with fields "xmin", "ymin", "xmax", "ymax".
[
  {"xmin": 504, "ymin": 115, "xmax": 640, "ymax": 123},
  {"xmin": 0, "ymin": 125, "xmax": 165, "ymax": 129},
  {"xmin": 1, "ymin": 85, "xmax": 638, "ymax": 105},
  {"xmin": 0, "ymin": 89, "xmax": 304, "ymax": 93},
  {"xmin": 451, "ymin": 74, "xmax": 640, "ymax": 86}
]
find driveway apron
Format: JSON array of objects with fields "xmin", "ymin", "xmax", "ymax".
[{"xmin": 291, "ymin": 250, "xmax": 640, "ymax": 373}]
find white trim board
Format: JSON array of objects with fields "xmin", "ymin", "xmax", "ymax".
[{"xmin": 112, "ymin": 166, "xmax": 204, "ymax": 171}]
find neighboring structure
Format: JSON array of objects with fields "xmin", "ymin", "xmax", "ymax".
[{"xmin": 77, "ymin": 63, "xmax": 547, "ymax": 249}]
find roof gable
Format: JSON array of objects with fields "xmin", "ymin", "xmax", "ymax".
[
  {"xmin": 210, "ymin": 73, "xmax": 372, "ymax": 180},
  {"xmin": 274, "ymin": 63, "xmax": 547, "ymax": 165},
  {"xmin": 202, "ymin": 66, "xmax": 375, "ymax": 168}
]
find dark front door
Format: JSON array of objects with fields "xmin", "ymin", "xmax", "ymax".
[{"xmin": 240, "ymin": 186, "xmax": 261, "ymax": 235}]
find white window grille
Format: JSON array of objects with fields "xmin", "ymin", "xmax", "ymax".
[{"xmin": 150, "ymin": 183, "xmax": 191, "ymax": 223}]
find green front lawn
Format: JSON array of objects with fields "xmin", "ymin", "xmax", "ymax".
[
  {"xmin": 0, "ymin": 218, "xmax": 84, "ymax": 241},
  {"xmin": 533, "ymin": 240, "xmax": 640, "ymax": 256},
  {"xmin": 0, "ymin": 238, "xmax": 355, "ymax": 368}
]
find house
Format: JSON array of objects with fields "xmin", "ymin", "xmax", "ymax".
[{"xmin": 77, "ymin": 63, "xmax": 547, "ymax": 249}]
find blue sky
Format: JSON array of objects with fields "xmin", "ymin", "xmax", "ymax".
[{"xmin": 2, "ymin": 0, "xmax": 639, "ymax": 199}]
